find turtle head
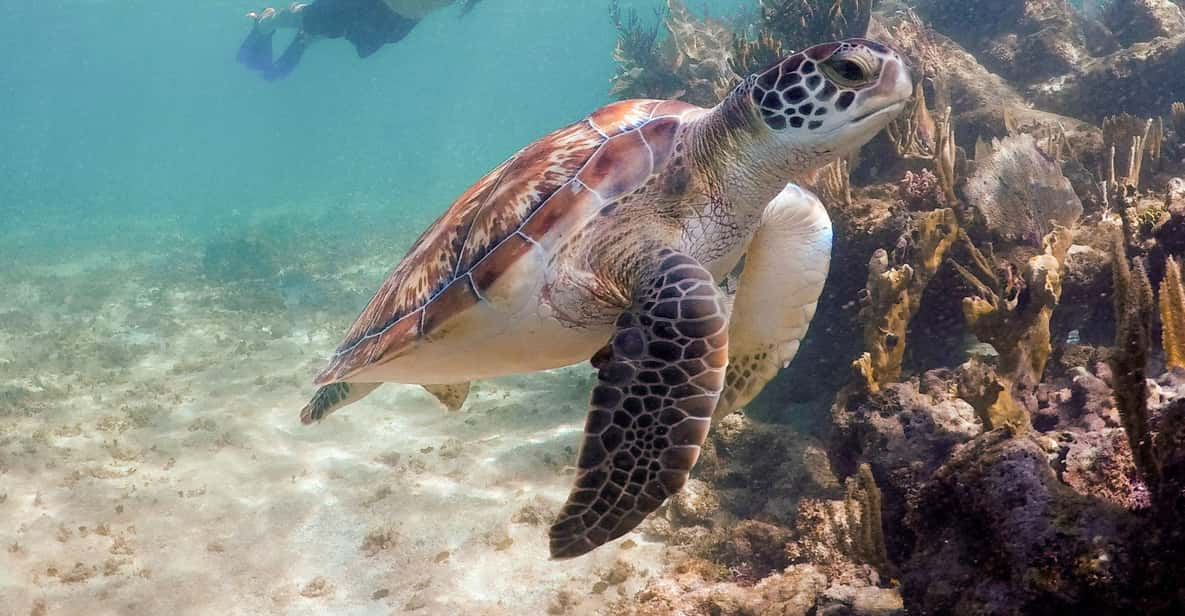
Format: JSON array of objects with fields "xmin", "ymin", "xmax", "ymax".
[{"xmin": 744, "ymin": 38, "xmax": 912, "ymax": 162}]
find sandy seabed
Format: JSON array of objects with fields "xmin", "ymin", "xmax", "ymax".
[{"xmin": 0, "ymin": 213, "xmax": 668, "ymax": 615}]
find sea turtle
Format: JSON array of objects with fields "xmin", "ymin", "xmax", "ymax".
[{"xmin": 301, "ymin": 38, "xmax": 912, "ymax": 558}]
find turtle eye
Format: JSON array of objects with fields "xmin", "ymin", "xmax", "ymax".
[{"xmin": 821, "ymin": 54, "xmax": 875, "ymax": 88}]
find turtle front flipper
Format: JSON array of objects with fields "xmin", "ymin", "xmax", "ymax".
[
  {"xmin": 549, "ymin": 251, "xmax": 729, "ymax": 559},
  {"xmin": 300, "ymin": 382, "xmax": 380, "ymax": 425},
  {"xmin": 713, "ymin": 184, "xmax": 832, "ymax": 420}
]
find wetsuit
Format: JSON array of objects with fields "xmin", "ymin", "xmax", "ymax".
[{"xmin": 237, "ymin": 0, "xmax": 478, "ymax": 80}]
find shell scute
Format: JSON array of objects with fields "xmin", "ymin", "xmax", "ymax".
[
  {"xmin": 640, "ymin": 116, "xmax": 681, "ymax": 171},
  {"xmin": 315, "ymin": 99, "xmax": 692, "ymax": 384},
  {"xmin": 421, "ymin": 277, "xmax": 481, "ymax": 337},
  {"xmin": 471, "ymin": 232, "xmax": 534, "ymax": 292},
  {"xmin": 589, "ymin": 100, "xmax": 661, "ymax": 134},
  {"xmin": 522, "ymin": 182, "xmax": 587, "ymax": 243},
  {"xmin": 577, "ymin": 130, "xmax": 653, "ymax": 200}
]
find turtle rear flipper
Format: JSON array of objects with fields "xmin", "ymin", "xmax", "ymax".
[
  {"xmin": 300, "ymin": 382, "xmax": 380, "ymax": 425},
  {"xmin": 423, "ymin": 383, "xmax": 470, "ymax": 412},
  {"xmin": 549, "ymin": 251, "xmax": 729, "ymax": 559}
]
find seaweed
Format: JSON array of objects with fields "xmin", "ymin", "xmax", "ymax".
[
  {"xmin": 608, "ymin": 0, "xmax": 678, "ymax": 100},
  {"xmin": 844, "ymin": 463, "xmax": 889, "ymax": 573},
  {"xmin": 1109, "ymin": 231, "xmax": 1159, "ymax": 495},
  {"xmin": 1162, "ymin": 257, "xmax": 1185, "ymax": 370},
  {"xmin": 759, "ymin": 0, "xmax": 876, "ymax": 52}
]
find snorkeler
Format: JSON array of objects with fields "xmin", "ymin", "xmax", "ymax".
[{"xmin": 237, "ymin": 0, "xmax": 482, "ymax": 80}]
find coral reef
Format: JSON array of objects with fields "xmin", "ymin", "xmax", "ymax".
[
  {"xmin": 601, "ymin": 1, "xmax": 1185, "ymax": 612},
  {"xmin": 1046, "ymin": 33, "xmax": 1185, "ymax": 120},
  {"xmin": 609, "ymin": 1, "xmax": 677, "ymax": 100}
]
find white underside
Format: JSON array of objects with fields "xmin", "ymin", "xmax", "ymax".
[
  {"xmin": 350, "ymin": 183, "xmax": 832, "ymax": 386},
  {"xmin": 350, "ymin": 243, "xmax": 612, "ymax": 385}
]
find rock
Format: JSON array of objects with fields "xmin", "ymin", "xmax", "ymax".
[
  {"xmin": 914, "ymin": 0, "xmax": 1099, "ymax": 84},
  {"xmin": 870, "ymin": 12, "xmax": 1103, "ymax": 160},
  {"xmin": 900, "ymin": 431, "xmax": 1149, "ymax": 613},
  {"xmin": 784, "ymin": 499, "xmax": 858, "ymax": 576},
  {"xmin": 666, "ymin": 478, "xmax": 722, "ymax": 528},
  {"xmin": 1154, "ymin": 198, "xmax": 1185, "ymax": 257},
  {"xmin": 510, "ymin": 495, "xmax": 554, "ymax": 526},
  {"xmin": 699, "ymin": 413, "xmax": 827, "ymax": 522},
  {"xmin": 1041, "ymin": 33, "xmax": 1185, "ymax": 121},
  {"xmin": 1058, "ymin": 427, "xmax": 1150, "ymax": 508},
  {"xmin": 621, "ymin": 558, "xmax": 898, "ymax": 616},
  {"xmin": 706, "ymin": 520, "xmax": 793, "ymax": 581},
  {"xmin": 832, "ymin": 371, "xmax": 983, "ymax": 497},
  {"xmin": 1102, "ymin": 0, "xmax": 1185, "ymax": 46}
]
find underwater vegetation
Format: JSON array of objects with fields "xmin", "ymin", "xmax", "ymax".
[
  {"xmin": 607, "ymin": 0, "xmax": 1185, "ymax": 613},
  {"xmin": 609, "ymin": 0, "xmax": 874, "ymax": 105}
]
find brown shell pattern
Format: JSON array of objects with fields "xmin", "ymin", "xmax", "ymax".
[{"xmin": 315, "ymin": 99, "xmax": 700, "ymax": 384}]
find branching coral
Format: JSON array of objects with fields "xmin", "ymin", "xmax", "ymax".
[
  {"xmin": 853, "ymin": 209, "xmax": 960, "ymax": 390},
  {"xmin": 947, "ymin": 228, "xmax": 1073, "ymax": 432},
  {"xmin": 933, "ymin": 107, "xmax": 958, "ymax": 206},
  {"xmin": 731, "ymin": 29, "xmax": 784, "ymax": 78},
  {"xmin": 888, "ymin": 82, "xmax": 939, "ymax": 160},
  {"xmin": 819, "ymin": 158, "xmax": 852, "ymax": 209},
  {"xmin": 1163, "ymin": 257, "xmax": 1185, "ymax": 370},
  {"xmin": 952, "ymin": 228, "xmax": 1073, "ymax": 388},
  {"xmin": 956, "ymin": 357, "xmax": 1027, "ymax": 432},
  {"xmin": 1172, "ymin": 102, "xmax": 1185, "ymax": 136},
  {"xmin": 1103, "ymin": 113, "xmax": 1162, "ymax": 191}
]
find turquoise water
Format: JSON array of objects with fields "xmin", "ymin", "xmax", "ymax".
[{"xmin": 2, "ymin": 2, "xmax": 629, "ymax": 248}]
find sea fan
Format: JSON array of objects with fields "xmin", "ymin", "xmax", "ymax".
[{"xmin": 964, "ymin": 133, "xmax": 1083, "ymax": 245}]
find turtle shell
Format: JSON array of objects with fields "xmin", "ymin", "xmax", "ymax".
[{"xmin": 315, "ymin": 98, "xmax": 700, "ymax": 385}]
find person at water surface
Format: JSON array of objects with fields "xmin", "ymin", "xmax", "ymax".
[{"xmin": 237, "ymin": 0, "xmax": 482, "ymax": 80}]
